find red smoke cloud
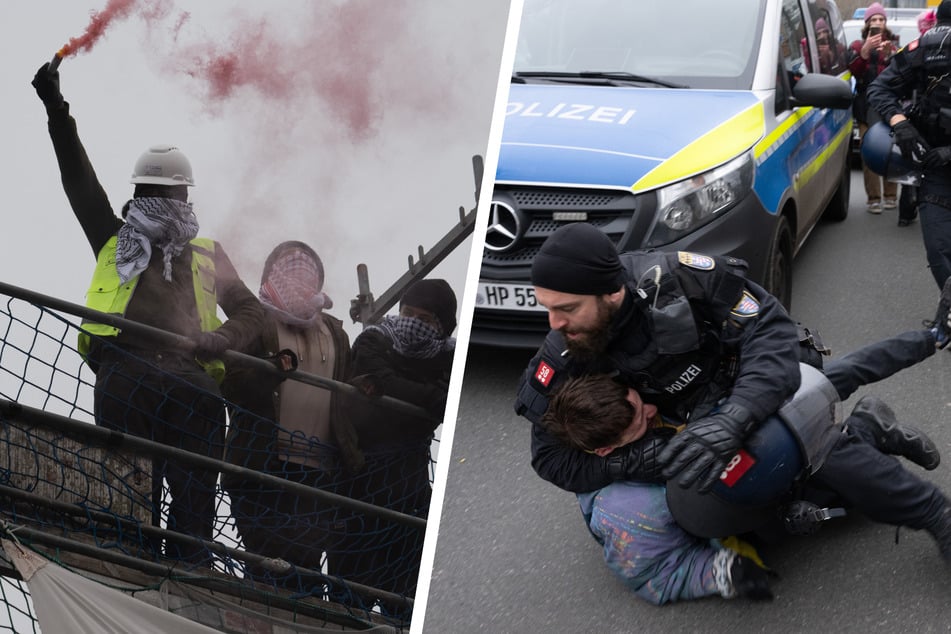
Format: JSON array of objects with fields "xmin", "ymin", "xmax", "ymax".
[
  {"xmin": 56, "ymin": 1, "xmax": 430, "ymax": 140},
  {"xmin": 57, "ymin": 0, "xmax": 139, "ymax": 57}
]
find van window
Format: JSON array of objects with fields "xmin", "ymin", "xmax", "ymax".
[
  {"xmin": 514, "ymin": 0, "xmax": 766, "ymax": 90},
  {"xmin": 781, "ymin": 0, "xmax": 809, "ymax": 79},
  {"xmin": 804, "ymin": 3, "xmax": 848, "ymax": 75}
]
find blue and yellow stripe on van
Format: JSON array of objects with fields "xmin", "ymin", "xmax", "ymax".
[{"xmin": 497, "ymin": 84, "xmax": 850, "ymax": 212}]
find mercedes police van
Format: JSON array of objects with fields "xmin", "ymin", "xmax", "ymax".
[{"xmin": 473, "ymin": 0, "xmax": 854, "ymax": 348}]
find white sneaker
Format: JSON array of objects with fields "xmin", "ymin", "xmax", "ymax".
[
  {"xmin": 867, "ymin": 201, "xmax": 883, "ymax": 214},
  {"xmin": 884, "ymin": 198, "xmax": 898, "ymax": 210}
]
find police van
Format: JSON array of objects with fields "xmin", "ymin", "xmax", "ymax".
[{"xmin": 473, "ymin": 0, "xmax": 854, "ymax": 348}]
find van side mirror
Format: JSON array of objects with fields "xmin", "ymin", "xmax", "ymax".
[{"xmin": 789, "ymin": 73, "xmax": 853, "ymax": 110}]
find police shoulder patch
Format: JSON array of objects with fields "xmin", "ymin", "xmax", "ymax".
[
  {"xmin": 677, "ymin": 252, "xmax": 715, "ymax": 270},
  {"xmin": 533, "ymin": 359, "xmax": 557, "ymax": 389},
  {"xmin": 730, "ymin": 290, "xmax": 760, "ymax": 317}
]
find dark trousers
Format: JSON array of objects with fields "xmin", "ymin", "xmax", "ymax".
[
  {"xmin": 917, "ymin": 175, "xmax": 951, "ymax": 289},
  {"xmin": 226, "ymin": 461, "xmax": 366, "ymax": 599},
  {"xmin": 94, "ymin": 349, "xmax": 225, "ymax": 565},
  {"xmin": 899, "ymin": 184, "xmax": 918, "ymax": 222},
  {"xmin": 341, "ymin": 445, "xmax": 432, "ymax": 615},
  {"xmin": 808, "ymin": 330, "xmax": 946, "ymax": 529}
]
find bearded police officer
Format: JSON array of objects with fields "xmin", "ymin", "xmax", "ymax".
[
  {"xmin": 514, "ymin": 223, "xmax": 951, "ymax": 602},
  {"xmin": 867, "ymin": 0, "xmax": 951, "ymax": 290}
]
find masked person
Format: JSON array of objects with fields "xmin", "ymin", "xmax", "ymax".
[
  {"xmin": 31, "ymin": 62, "xmax": 265, "ymax": 566},
  {"xmin": 346, "ymin": 279, "xmax": 457, "ymax": 613},
  {"xmin": 514, "ymin": 223, "xmax": 951, "ymax": 597},
  {"xmin": 220, "ymin": 241, "xmax": 362, "ymax": 587},
  {"xmin": 867, "ymin": 0, "xmax": 951, "ymax": 290},
  {"xmin": 542, "ymin": 326, "xmax": 945, "ymax": 605}
]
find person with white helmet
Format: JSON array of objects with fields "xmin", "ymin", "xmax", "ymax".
[{"xmin": 31, "ymin": 61, "xmax": 265, "ymax": 567}]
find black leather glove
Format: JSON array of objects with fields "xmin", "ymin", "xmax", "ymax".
[
  {"xmin": 658, "ymin": 402, "xmax": 756, "ymax": 493},
  {"xmin": 891, "ymin": 120, "xmax": 930, "ymax": 163},
  {"xmin": 729, "ymin": 555, "xmax": 774, "ymax": 601},
  {"xmin": 605, "ymin": 435, "xmax": 669, "ymax": 483},
  {"xmin": 194, "ymin": 331, "xmax": 231, "ymax": 362},
  {"xmin": 32, "ymin": 63, "xmax": 63, "ymax": 107},
  {"xmin": 923, "ymin": 145, "xmax": 951, "ymax": 170}
]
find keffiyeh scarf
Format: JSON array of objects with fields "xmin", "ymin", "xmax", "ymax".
[
  {"xmin": 259, "ymin": 249, "xmax": 333, "ymax": 328},
  {"xmin": 367, "ymin": 315, "xmax": 455, "ymax": 359},
  {"xmin": 115, "ymin": 197, "xmax": 199, "ymax": 283}
]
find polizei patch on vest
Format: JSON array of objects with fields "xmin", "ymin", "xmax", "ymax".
[
  {"xmin": 677, "ymin": 252, "xmax": 715, "ymax": 270},
  {"xmin": 730, "ymin": 291, "xmax": 760, "ymax": 317},
  {"xmin": 534, "ymin": 360, "xmax": 556, "ymax": 388}
]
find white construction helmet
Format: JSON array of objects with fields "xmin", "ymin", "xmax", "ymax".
[{"xmin": 130, "ymin": 145, "xmax": 195, "ymax": 186}]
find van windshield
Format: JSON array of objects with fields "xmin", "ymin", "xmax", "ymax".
[{"xmin": 514, "ymin": 0, "xmax": 766, "ymax": 90}]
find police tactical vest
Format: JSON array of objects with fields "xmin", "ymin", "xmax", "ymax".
[
  {"xmin": 77, "ymin": 235, "xmax": 225, "ymax": 381},
  {"xmin": 603, "ymin": 251, "xmax": 744, "ymax": 422},
  {"xmin": 916, "ymin": 25, "xmax": 951, "ymax": 144}
]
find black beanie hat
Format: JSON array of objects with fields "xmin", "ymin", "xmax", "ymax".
[
  {"xmin": 531, "ymin": 223, "xmax": 625, "ymax": 295},
  {"xmin": 401, "ymin": 279, "xmax": 458, "ymax": 335},
  {"xmin": 939, "ymin": 0, "xmax": 951, "ymax": 22}
]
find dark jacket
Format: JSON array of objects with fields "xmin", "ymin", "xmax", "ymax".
[
  {"xmin": 44, "ymin": 100, "xmax": 264, "ymax": 355},
  {"xmin": 348, "ymin": 328, "xmax": 453, "ymax": 450},
  {"xmin": 868, "ymin": 26, "xmax": 951, "ymax": 148},
  {"xmin": 220, "ymin": 311, "xmax": 362, "ymax": 477},
  {"xmin": 515, "ymin": 250, "xmax": 802, "ymax": 493}
]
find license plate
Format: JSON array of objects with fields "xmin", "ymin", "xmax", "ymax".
[{"xmin": 476, "ymin": 282, "xmax": 545, "ymax": 312}]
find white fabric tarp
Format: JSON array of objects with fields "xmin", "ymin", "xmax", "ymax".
[{"xmin": 2, "ymin": 539, "xmax": 218, "ymax": 634}]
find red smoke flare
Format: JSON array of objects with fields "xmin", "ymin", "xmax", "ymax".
[{"xmin": 56, "ymin": 0, "xmax": 139, "ymax": 58}]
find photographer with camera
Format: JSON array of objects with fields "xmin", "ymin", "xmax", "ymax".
[{"xmin": 850, "ymin": 2, "xmax": 899, "ymax": 214}]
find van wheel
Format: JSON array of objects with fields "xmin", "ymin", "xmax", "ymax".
[
  {"xmin": 766, "ymin": 216, "xmax": 793, "ymax": 309},
  {"xmin": 822, "ymin": 160, "xmax": 850, "ymax": 222}
]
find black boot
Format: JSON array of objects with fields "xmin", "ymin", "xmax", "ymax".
[{"xmin": 849, "ymin": 395, "xmax": 941, "ymax": 471}]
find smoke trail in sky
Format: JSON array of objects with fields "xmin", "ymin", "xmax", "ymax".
[{"xmin": 56, "ymin": 0, "xmax": 145, "ymax": 57}]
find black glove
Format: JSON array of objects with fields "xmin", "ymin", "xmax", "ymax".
[
  {"xmin": 605, "ymin": 435, "xmax": 669, "ymax": 483},
  {"xmin": 266, "ymin": 348, "xmax": 298, "ymax": 372},
  {"xmin": 194, "ymin": 331, "xmax": 231, "ymax": 362},
  {"xmin": 891, "ymin": 120, "xmax": 930, "ymax": 163},
  {"xmin": 658, "ymin": 402, "xmax": 756, "ymax": 493},
  {"xmin": 31, "ymin": 63, "xmax": 63, "ymax": 107},
  {"xmin": 729, "ymin": 555, "xmax": 774, "ymax": 601},
  {"xmin": 923, "ymin": 145, "xmax": 951, "ymax": 170}
]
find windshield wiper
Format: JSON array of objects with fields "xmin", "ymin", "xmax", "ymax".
[{"xmin": 512, "ymin": 71, "xmax": 686, "ymax": 89}]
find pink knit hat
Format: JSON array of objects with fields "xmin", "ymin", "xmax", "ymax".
[
  {"xmin": 865, "ymin": 2, "xmax": 886, "ymax": 23},
  {"xmin": 919, "ymin": 9, "xmax": 937, "ymax": 33}
]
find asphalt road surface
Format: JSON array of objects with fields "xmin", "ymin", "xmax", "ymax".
[{"xmin": 422, "ymin": 171, "xmax": 951, "ymax": 633}]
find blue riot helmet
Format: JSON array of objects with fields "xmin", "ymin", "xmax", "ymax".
[
  {"xmin": 861, "ymin": 121, "xmax": 924, "ymax": 186},
  {"xmin": 666, "ymin": 364, "xmax": 844, "ymax": 539}
]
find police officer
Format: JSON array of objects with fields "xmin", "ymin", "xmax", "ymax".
[
  {"xmin": 867, "ymin": 0, "xmax": 951, "ymax": 290},
  {"xmin": 515, "ymin": 223, "xmax": 951, "ymax": 578}
]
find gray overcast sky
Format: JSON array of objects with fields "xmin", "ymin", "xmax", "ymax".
[{"xmin": 2, "ymin": 0, "xmax": 511, "ymax": 342}]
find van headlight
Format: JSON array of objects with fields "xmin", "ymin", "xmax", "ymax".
[{"xmin": 645, "ymin": 153, "xmax": 754, "ymax": 247}]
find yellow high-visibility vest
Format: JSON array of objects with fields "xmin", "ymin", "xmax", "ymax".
[{"xmin": 77, "ymin": 235, "xmax": 225, "ymax": 382}]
